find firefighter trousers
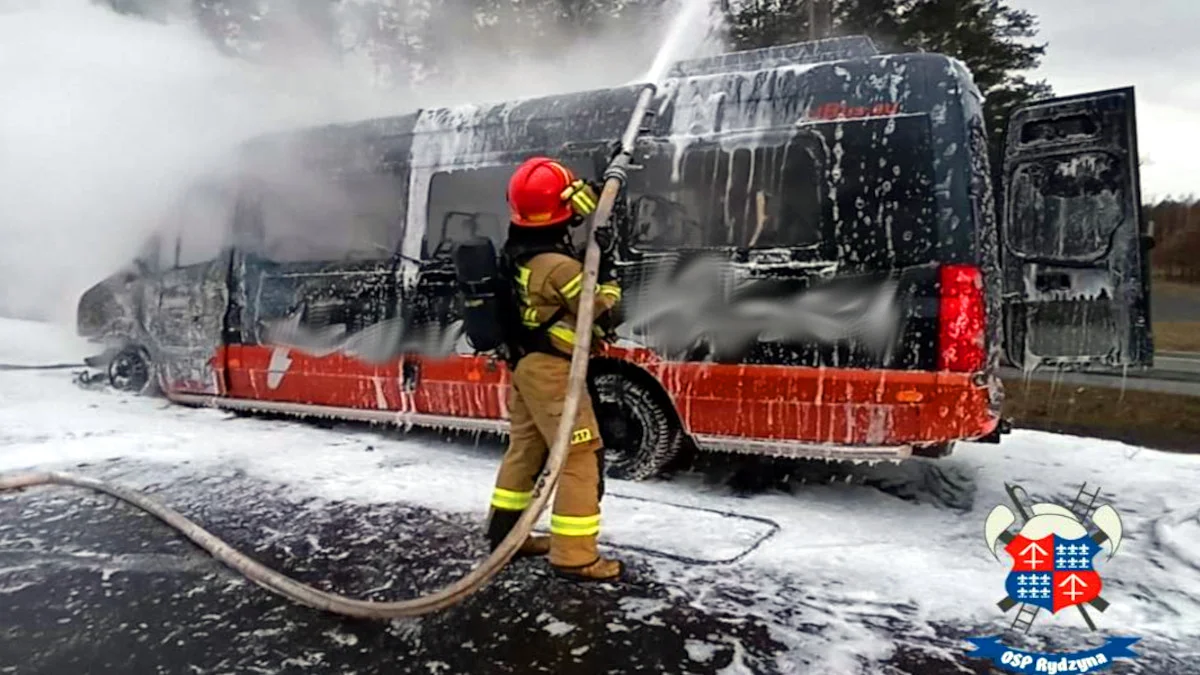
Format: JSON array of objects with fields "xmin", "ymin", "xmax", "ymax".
[{"xmin": 488, "ymin": 351, "xmax": 606, "ymax": 569}]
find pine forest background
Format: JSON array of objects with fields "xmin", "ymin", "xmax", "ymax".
[{"xmin": 101, "ymin": 0, "xmax": 1200, "ymax": 284}]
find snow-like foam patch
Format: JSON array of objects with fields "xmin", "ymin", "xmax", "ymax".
[
  {"xmin": 1155, "ymin": 505, "xmax": 1200, "ymax": 571},
  {"xmin": 3, "ymin": 318, "xmax": 1200, "ymax": 663},
  {"xmin": 0, "ymin": 317, "xmax": 94, "ymax": 366}
]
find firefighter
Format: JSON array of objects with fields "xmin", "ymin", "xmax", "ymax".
[{"xmin": 484, "ymin": 156, "xmax": 625, "ymax": 582}]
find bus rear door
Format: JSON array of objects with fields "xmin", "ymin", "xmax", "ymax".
[{"xmin": 1000, "ymin": 86, "xmax": 1154, "ymax": 371}]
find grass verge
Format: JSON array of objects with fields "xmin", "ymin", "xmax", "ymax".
[
  {"xmin": 1152, "ymin": 321, "xmax": 1200, "ymax": 352},
  {"xmin": 1002, "ymin": 377, "xmax": 1200, "ymax": 453}
]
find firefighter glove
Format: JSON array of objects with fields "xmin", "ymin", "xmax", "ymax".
[
  {"xmin": 594, "ymin": 227, "xmax": 619, "ymax": 283},
  {"xmin": 608, "ymin": 139, "xmax": 623, "ymax": 163},
  {"xmin": 561, "ymin": 179, "xmax": 599, "ymax": 218},
  {"xmin": 593, "ymin": 226, "xmax": 617, "ymax": 256},
  {"xmin": 598, "ymin": 255, "xmax": 618, "ymax": 284}
]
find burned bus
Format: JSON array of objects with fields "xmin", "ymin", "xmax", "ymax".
[{"xmin": 75, "ymin": 36, "xmax": 1153, "ymax": 480}]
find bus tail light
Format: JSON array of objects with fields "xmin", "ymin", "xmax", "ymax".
[{"xmin": 938, "ymin": 264, "xmax": 985, "ymax": 373}]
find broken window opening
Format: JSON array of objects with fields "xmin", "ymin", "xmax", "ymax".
[
  {"xmin": 1009, "ymin": 152, "xmax": 1126, "ymax": 262},
  {"xmin": 627, "ymin": 137, "xmax": 826, "ymax": 252},
  {"xmin": 255, "ymin": 169, "xmax": 405, "ymax": 263},
  {"xmin": 423, "ymin": 156, "xmax": 596, "ymax": 255}
]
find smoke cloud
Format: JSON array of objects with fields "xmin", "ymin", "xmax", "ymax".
[{"xmin": 0, "ymin": 0, "xmax": 725, "ymax": 325}]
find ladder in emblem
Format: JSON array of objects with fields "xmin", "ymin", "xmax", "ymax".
[
  {"xmin": 1011, "ymin": 603, "xmax": 1040, "ymax": 634},
  {"xmin": 1069, "ymin": 482, "xmax": 1102, "ymax": 521}
]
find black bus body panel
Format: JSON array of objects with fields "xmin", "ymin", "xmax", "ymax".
[
  {"xmin": 230, "ymin": 52, "xmax": 992, "ymax": 375},
  {"xmin": 79, "ymin": 42, "xmax": 1012, "ymax": 382}
]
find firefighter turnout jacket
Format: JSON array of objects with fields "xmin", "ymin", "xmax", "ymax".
[
  {"xmin": 487, "ymin": 249, "xmax": 624, "ymax": 575},
  {"xmin": 514, "ymin": 251, "xmax": 621, "ymax": 357}
]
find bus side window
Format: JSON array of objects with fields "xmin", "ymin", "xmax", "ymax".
[
  {"xmin": 627, "ymin": 137, "xmax": 825, "ymax": 251},
  {"xmin": 424, "ymin": 165, "xmax": 516, "ymax": 256},
  {"xmin": 423, "ymin": 156, "xmax": 603, "ymax": 257},
  {"xmin": 258, "ymin": 170, "xmax": 405, "ymax": 263},
  {"xmin": 174, "ymin": 184, "xmax": 235, "ymax": 268}
]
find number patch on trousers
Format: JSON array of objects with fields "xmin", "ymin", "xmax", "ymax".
[{"xmin": 571, "ymin": 428, "xmax": 594, "ymax": 445}]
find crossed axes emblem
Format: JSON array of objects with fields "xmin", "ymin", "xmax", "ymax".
[{"xmin": 984, "ymin": 482, "xmax": 1124, "ymax": 631}]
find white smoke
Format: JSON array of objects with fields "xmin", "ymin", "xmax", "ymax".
[
  {"xmin": 0, "ymin": 0, "xmax": 724, "ymax": 326},
  {"xmin": 0, "ymin": 0, "xmax": 326, "ymax": 324}
]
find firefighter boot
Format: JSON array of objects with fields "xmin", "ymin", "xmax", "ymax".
[
  {"xmin": 552, "ymin": 556, "xmax": 624, "ymax": 582},
  {"xmin": 485, "ymin": 508, "xmax": 551, "ymax": 558}
]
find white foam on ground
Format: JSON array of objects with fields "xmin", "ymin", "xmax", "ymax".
[
  {"xmin": 0, "ymin": 317, "xmax": 95, "ymax": 365},
  {"xmin": 2, "ymin": 317, "xmax": 1199, "ymax": 665}
]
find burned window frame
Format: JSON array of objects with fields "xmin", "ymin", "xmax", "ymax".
[
  {"xmin": 623, "ymin": 131, "xmax": 828, "ymax": 254},
  {"xmin": 421, "ymin": 153, "xmax": 600, "ymax": 257},
  {"xmin": 238, "ymin": 166, "xmax": 407, "ymax": 264},
  {"xmin": 1005, "ymin": 150, "xmax": 1129, "ymax": 264},
  {"xmin": 166, "ymin": 180, "xmax": 239, "ymax": 269}
]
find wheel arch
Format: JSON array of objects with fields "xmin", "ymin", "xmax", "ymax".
[{"xmin": 586, "ymin": 356, "xmax": 692, "ymax": 442}]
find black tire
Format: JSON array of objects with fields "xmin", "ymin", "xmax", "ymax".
[
  {"xmin": 107, "ymin": 344, "xmax": 153, "ymax": 394},
  {"xmin": 911, "ymin": 441, "xmax": 956, "ymax": 459},
  {"xmin": 589, "ymin": 367, "xmax": 684, "ymax": 481}
]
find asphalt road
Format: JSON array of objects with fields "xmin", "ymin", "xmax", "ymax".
[
  {"xmin": 1000, "ymin": 351, "xmax": 1200, "ymax": 397},
  {"xmin": 2, "ymin": 457, "xmax": 1196, "ymax": 675},
  {"xmin": 0, "ymin": 468, "xmax": 785, "ymax": 675}
]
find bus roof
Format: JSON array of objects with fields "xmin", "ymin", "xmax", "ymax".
[{"xmin": 236, "ymin": 36, "xmax": 979, "ymax": 173}]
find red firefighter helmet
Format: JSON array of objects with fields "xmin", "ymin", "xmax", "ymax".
[{"xmin": 506, "ymin": 157, "xmax": 579, "ymax": 228}]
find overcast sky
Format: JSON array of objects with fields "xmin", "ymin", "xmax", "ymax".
[{"xmin": 1007, "ymin": 0, "xmax": 1199, "ymax": 201}]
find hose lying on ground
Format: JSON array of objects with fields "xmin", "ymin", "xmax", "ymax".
[
  {"xmin": 0, "ymin": 363, "xmax": 84, "ymax": 371},
  {"xmin": 0, "ymin": 85, "xmax": 657, "ymax": 619}
]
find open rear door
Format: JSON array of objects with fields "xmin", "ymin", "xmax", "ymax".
[{"xmin": 1000, "ymin": 86, "xmax": 1153, "ymax": 371}]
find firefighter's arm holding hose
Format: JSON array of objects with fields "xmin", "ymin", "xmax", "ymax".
[{"xmin": 553, "ymin": 178, "xmax": 623, "ymax": 342}]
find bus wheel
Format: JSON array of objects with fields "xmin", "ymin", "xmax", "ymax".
[
  {"xmin": 590, "ymin": 368, "xmax": 683, "ymax": 481},
  {"xmin": 107, "ymin": 344, "xmax": 152, "ymax": 394}
]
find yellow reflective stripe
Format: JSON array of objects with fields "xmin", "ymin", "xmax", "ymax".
[
  {"xmin": 571, "ymin": 428, "xmax": 594, "ymax": 445},
  {"xmin": 561, "ymin": 181, "xmax": 598, "ymax": 215},
  {"xmin": 598, "ymin": 283, "xmax": 621, "ymax": 300},
  {"xmin": 516, "ymin": 266, "xmax": 531, "ymax": 288},
  {"xmin": 559, "ymin": 272, "xmax": 584, "ymax": 300},
  {"xmin": 491, "ymin": 487, "xmax": 532, "ymax": 511},
  {"xmin": 551, "ymin": 513, "xmax": 601, "ymax": 537},
  {"xmin": 522, "ymin": 307, "xmax": 540, "ymax": 327},
  {"xmin": 572, "ymin": 190, "xmax": 597, "ymax": 214},
  {"xmin": 548, "ymin": 324, "xmax": 575, "ymax": 345}
]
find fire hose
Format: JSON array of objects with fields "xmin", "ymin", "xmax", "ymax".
[{"xmin": 0, "ymin": 83, "xmax": 658, "ymax": 620}]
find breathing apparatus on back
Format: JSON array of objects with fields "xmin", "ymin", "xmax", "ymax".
[{"xmin": 452, "ymin": 156, "xmax": 611, "ymax": 366}]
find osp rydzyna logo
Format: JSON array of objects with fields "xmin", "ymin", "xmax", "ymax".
[{"xmin": 964, "ymin": 482, "xmax": 1141, "ymax": 673}]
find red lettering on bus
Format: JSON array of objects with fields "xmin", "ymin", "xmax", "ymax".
[{"xmin": 808, "ymin": 101, "xmax": 901, "ymax": 121}]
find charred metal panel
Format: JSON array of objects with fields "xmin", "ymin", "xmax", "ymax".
[
  {"xmin": 957, "ymin": 59, "xmax": 1004, "ymax": 408},
  {"xmin": 143, "ymin": 254, "xmax": 232, "ymax": 394},
  {"xmin": 241, "ymin": 115, "xmax": 420, "ymax": 178},
  {"xmin": 76, "ymin": 267, "xmax": 143, "ymax": 348},
  {"xmin": 1001, "ymin": 87, "xmax": 1151, "ymax": 371}
]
